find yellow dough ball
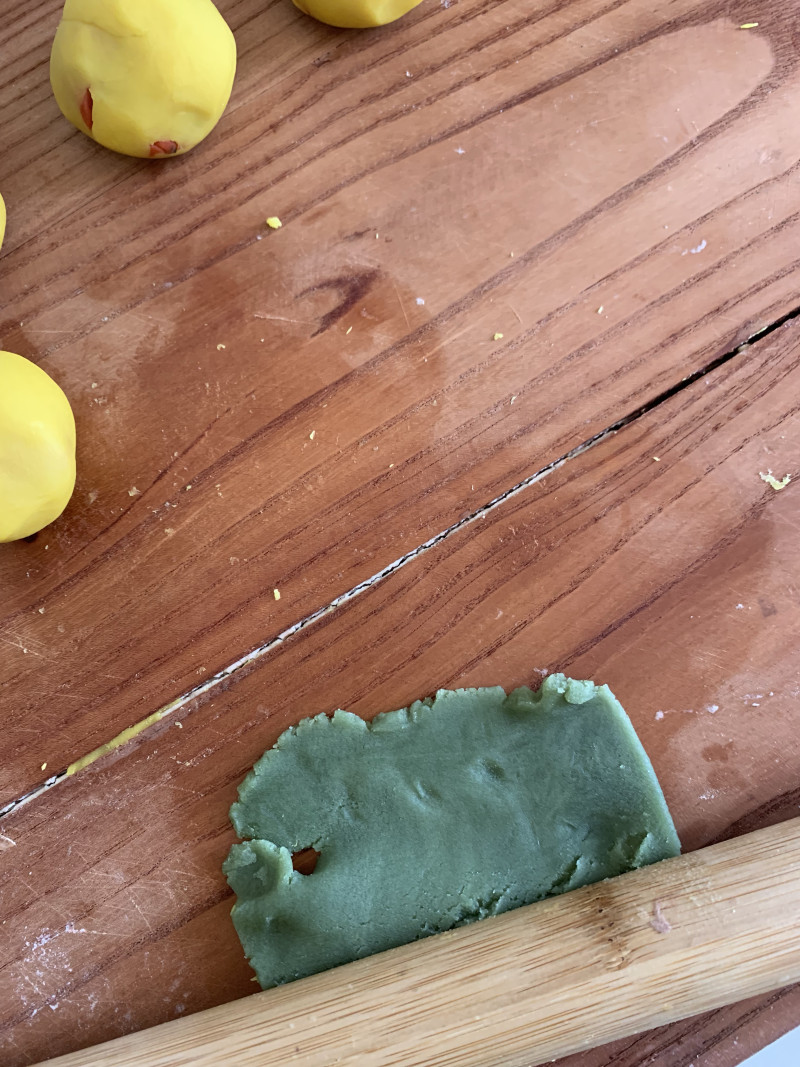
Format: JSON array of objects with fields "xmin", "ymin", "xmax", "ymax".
[
  {"xmin": 292, "ymin": 0, "xmax": 423, "ymax": 28},
  {"xmin": 50, "ymin": 0, "xmax": 237, "ymax": 159},
  {"xmin": 0, "ymin": 352, "xmax": 76, "ymax": 543}
]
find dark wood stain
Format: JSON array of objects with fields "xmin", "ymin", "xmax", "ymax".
[{"xmin": 299, "ymin": 268, "xmax": 381, "ymax": 336}]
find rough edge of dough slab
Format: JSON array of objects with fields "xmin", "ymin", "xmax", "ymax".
[{"xmin": 35, "ymin": 817, "xmax": 800, "ymax": 1067}]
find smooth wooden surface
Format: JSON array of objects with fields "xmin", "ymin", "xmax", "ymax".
[
  {"xmin": 1, "ymin": 1, "xmax": 799, "ymax": 1065},
  {"xmin": 30, "ymin": 818, "xmax": 800, "ymax": 1067},
  {"xmin": 4, "ymin": 0, "xmax": 800, "ymax": 801}
]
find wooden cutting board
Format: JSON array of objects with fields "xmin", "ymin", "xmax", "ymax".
[{"xmin": 1, "ymin": 0, "xmax": 799, "ymax": 1065}]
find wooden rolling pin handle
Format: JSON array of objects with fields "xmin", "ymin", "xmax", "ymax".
[{"xmin": 38, "ymin": 817, "xmax": 800, "ymax": 1067}]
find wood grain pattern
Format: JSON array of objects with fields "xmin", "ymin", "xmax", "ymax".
[
  {"xmin": 28, "ymin": 818, "xmax": 800, "ymax": 1067},
  {"xmin": 3, "ymin": 0, "xmax": 800, "ymax": 803},
  {"xmin": 1, "ymin": 312, "xmax": 797, "ymax": 1066}
]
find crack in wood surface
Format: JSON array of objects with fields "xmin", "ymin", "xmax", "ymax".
[{"xmin": 2, "ymin": 302, "xmax": 798, "ymax": 824}]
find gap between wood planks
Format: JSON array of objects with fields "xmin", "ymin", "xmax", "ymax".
[{"xmin": 3, "ymin": 302, "xmax": 799, "ymax": 823}]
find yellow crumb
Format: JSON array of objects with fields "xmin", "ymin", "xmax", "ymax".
[
  {"xmin": 128, "ymin": 486, "xmax": 140, "ymax": 496},
  {"xmin": 175, "ymin": 721, "xmax": 183, "ymax": 729},
  {"xmin": 41, "ymin": 763, "xmax": 47, "ymax": 771},
  {"xmin": 346, "ymin": 326, "xmax": 353, "ymax": 335},
  {"xmin": 273, "ymin": 588, "xmax": 281, "ymax": 601},
  {"xmin": 653, "ymin": 457, "xmax": 660, "ymax": 462},
  {"xmin": 760, "ymin": 471, "xmax": 790, "ymax": 491},
  {"xmin": 740, "ymin": 22, "xmax": 759, "ymax": 29},
  {"xmin": 216, "ymin": 343, "xmax": 226, "ymax": 351},
  {"xmin": 597, "ymin": 306, "xmax": 604, "ymax": 314},
  {"xmin": 266, "ymin": 217, "xmax": 282, "ymax": 229},
  {"xmin": 493, "ymin": 332, "xmax": 504, "ymax": 341}
]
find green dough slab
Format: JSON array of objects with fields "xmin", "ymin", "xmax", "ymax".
[{"xmin": 224, "ymin": 674, "xmax": 680, "ymax": 989}]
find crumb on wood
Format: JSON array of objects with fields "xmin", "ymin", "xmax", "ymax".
[
  {"xmin": 216, "ymin": 343, "xmax": 226, "ymax": 351},
  {"xmin": 266, "ymin": 217, "xmax": 282, "ymax": 230},
  {"xmin": 493, "ymin": 332, "xmax": 504, "ymax": 341},
  {"xmin": 273, "ymin": 588, "xmax": 281, "ymax": 601},
  {"xmin": 650, "ymin": 900, "xmax": 672, "ymax": 934},
  {"xmin": 760, "ymin": 470, "xmax": 790, "ymax": 491}
]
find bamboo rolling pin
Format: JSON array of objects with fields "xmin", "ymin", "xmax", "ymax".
[{"xmin": 38, "ymin": 817, "xmax": 800, "ymax": 1067}]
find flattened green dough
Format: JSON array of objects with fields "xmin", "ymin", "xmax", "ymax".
[{"xmin": 224, "ymin": 674, "xmax": 680, "ymax": 988}]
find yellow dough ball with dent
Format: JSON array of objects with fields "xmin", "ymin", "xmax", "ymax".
[
  {"xmin": 50, "ymin": 0, "xmax": 237, "ymax": 159},
  {"xmin": 0, "ymin": 352, "xmax": 77, "ymax": 543},
  {"xmin": 292, "ymin": 0, "xmax": 423, "ymax": 28}
]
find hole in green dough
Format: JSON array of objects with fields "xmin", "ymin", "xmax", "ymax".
[{"xmin": 291, "ymin": 847, "xmax": 321, "ymax": 876}]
